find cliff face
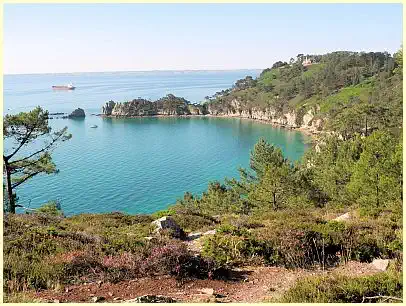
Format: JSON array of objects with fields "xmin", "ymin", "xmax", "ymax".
[
  {"xmin": 102, "ymin": 94, "xmax": 207, "ymax": 117},
  {"xmin": 206, "ymin": 98, "xmax": 324, "ymax": 133}
]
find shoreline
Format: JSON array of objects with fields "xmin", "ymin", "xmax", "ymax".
[{"xmin": 100, "ymin": 113, "xmax": 320, "ymax": 140}]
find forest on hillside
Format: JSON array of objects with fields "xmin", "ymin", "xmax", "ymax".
[{"xmin": 206, "ymin": 50, "xmax": 402, "ymax": 139}]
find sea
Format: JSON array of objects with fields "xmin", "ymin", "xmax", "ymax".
[{"xmin": 4, "ymin": 70, "xmax": 310, "ymax": 215}]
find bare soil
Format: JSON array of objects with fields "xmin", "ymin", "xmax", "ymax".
[{"xmin": 26, "ymin": 261, "xmax": 381, "ymax": 303}]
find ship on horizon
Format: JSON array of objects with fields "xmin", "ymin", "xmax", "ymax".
[{"xmin": 52, "ymin": 83, "xmax": 75, "ymax": 90}]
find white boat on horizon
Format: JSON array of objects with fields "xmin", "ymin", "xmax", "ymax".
[{"xmin": 52, "ymin": 83, "xmax": 76, "ymax": 90}]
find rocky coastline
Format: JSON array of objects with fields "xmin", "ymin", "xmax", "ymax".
[{"xmin": 101, "ymin": 95, "xmax": 324, "ymax": 139}]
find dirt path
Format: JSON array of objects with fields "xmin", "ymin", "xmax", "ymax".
[
  {"xmin": 27, "ymin": 261, "xmax": 382, "ymax": 303},
  {"xmin": 27, "ymin": 267, "xmax": 319, "ymax": 303}
]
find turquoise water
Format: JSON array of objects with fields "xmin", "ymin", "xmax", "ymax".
[{"xmin": 4, "ymin": 71, "xmax": 309, "ymax": 215}]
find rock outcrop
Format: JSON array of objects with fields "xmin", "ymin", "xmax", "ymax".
[
  {"xmin": 151, "ymin": 216, "xmax": 185, "ymax": 239},
  {"xmin": 68, "ymin": 108, "xmax": 85, "ymax": 118}
]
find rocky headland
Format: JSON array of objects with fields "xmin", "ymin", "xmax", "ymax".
[{"xmin": 101, "ymin": 94, "xmax": 324, "ymax": 136}]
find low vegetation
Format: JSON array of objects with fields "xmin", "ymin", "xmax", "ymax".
[{"xmin": 278, "ymin": 270, "xmax": 403, "ymax": 303}]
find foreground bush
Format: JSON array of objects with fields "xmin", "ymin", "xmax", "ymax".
[
  {"xmin": 279, "ymin": 271, "xmax": 403, "ymax": 303},
  {"xmin": 3, "ymin": 213, "xmax": 215, "ymax": 294}
]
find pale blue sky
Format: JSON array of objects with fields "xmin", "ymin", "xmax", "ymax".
[{"xmin": 4, "ymin": 3, "xmax": 403, "ymax": 74}]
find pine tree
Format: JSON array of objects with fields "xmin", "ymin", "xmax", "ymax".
[{"xmin": 3, "ymin": 107, "xmax": 71, "ymax": 213}]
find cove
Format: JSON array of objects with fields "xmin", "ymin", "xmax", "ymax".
[{"xmin": 12, "ymin": 116, "xmax": 309, "ymax": 215}]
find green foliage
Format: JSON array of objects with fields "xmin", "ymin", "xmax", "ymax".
[
  {"xmin": 279, "ymin": 271, "xmax": 403, "ymax": 303},
  {"xmin": 201, "ymin": 233, "xmax": 272, "ymax": 267},
  {"xmin": 3, "ymin": 106, "xmax": 72, "ymax": 213},
  {"xmin": 248, "ymin": 137, "xmax": 287, "ymax": 178},
  {"xmin": 248, "ymin": 163, "xmax": 292, "ymax": 210},
  {"xmin": 176, "ymin": 181, "xmax": 248, "ymax": 216},
  {"xmin": 205, "ymin": 49, "xmax": 402, "ymax": 135},
  {"xmin": 35, "ymin": 200, "xmax": 63, "ymax": 216},
  {"xmin": 348, "ymin": 131, "xmax": 402, "ymax": 211}
]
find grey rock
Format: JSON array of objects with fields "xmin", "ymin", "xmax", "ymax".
[
  {"xmin": 371, "ymin": 259, "xmax": 390, "ymax": 271},
  {"xmin": 91, "ymin": 296, "xmax": 105, "ymax": 303},
  {"xmin": 123, "ymin": 295, "xmax": 176, "ymax": 303},
  {"xmin": 333, "ymin": 212, "xmax": 351, "ymax": 222},
  {"xmin": 102, "ymin": 101, "xmax": 116, "ymax": 116},
  {"xmin": 203, "ymin": 229, "xmax": 216, "ymax": 235},
  {"xmin": 187, "ymin": 232, "xmax": 202, "ymax": 240},
  {"xmin": 151, "ymin": 216, "xmax": 185, "ymax": 239},
  {"xmin": 68, "ymin": 108, "xmax": 85, "ymax": 118},
  {"xmin": 199, "ymin": 288, "xmax": 214, "ymax": 295}
]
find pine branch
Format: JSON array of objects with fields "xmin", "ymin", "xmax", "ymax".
[
  {"xmin": 9, "ymin": 129, "xmax": 68, "ymax": 165},
  {"xmin": 5, "ymin": 116, "xmax": 41, "ymax": 160},
  {"xmin": 11, "ymin": 171, "xmax": 41, "ymax": 189}
]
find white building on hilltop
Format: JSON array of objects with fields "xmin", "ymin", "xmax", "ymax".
[{"xmin": 302, "ymin": 57, "xmax": 312, "ymax": 67}]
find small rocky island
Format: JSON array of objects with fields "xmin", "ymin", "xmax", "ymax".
[
  {"xmin": 102, "ymin": 94, "xmax": 207, "ymax": 117},
  {"xmin": 68, "ymin": 108, "xmax": 86, "ymax": 118}
]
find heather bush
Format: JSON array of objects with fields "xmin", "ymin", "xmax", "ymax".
[
  {"xmin": 278, "ymin": 271, "xmax": 403, "ymax": 303},
  {"xmin": 202, "ymin": 233, "xmax": 273, "ymax": 267},
  {"xmin": 142, "ymin": 240, "xmax": 214, "ymax": 279}
]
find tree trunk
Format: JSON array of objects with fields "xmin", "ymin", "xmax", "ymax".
[
  {"xmin": 273, "ymin": 192, "xmax": 277, "ymax": 211},
  {"xmin": 365, "ymin": 116, "xmax": 368, "ymax": 137},
  {"xmin": 376, "ymin": 173, "xmax": 379, "ymax": 207},
  {"xmin": 3, "ymin": 158, "xmax": 15, "ymax": 213}
]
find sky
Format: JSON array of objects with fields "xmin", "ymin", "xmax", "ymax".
[{"xmin": 4, "ymin": 3, "xmax": 403, "ymax": 74}]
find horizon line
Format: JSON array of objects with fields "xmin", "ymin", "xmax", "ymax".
[{"xmin": 4, "ymin": 68, "xmax": 264, "ymax": 76}]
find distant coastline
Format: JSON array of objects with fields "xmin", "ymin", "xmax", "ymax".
[{"xmin": 4, "ymin": 68, "xmax": 262, "ymax": 77}]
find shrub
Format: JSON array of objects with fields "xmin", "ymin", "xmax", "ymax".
[
  {"xmin": 35, "ymin": 200, "xmax": 63, "ymax": 216},
  {"xmin": 279, "ymin": 271, "xmax": 403, "ymax": 303},
  {"xmin": 142, "ymin": 240, "xmax": 214, "ymax": 280},
  {"xmin": 201, "ymin": 233, "xmax": 273, "ymax": 267},
  {"xmin": 253, "ymin": 213, "xmax": 402, "ymax": 269}
]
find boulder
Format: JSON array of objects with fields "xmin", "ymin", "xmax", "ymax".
[
  {"xmin": 187, "ymin": 232, "xmax": 202, "ymax": 241},
  {"xmin": 68, "ymin": 108, "xmax": 85, "ymax": 118},
  {"xmin": 333, "ymin": 212, "xmax": 351, "ymax": 222},
  {"xmin": 151, "ymin": 216, "xmax": 185, "ymax": 239},
  {"xmin": 203, "ymin": 229, "xmax": 216, "ymax": 235},
  {"xmin": 371, "ymin": 259, "xmax": 390, "ymax": 271},
  {"xmin": 124, "ymin": 295, "xmax": 176, "ymax": 303},
  {"xmin": 199, "ymin": 288, "xmax": 214, "ymax": 295},
  {"xmin": 91, "ymin": 296, "xmax": 105, "ymax": 303}
]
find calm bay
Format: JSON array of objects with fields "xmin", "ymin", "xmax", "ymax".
[{"xmin": 4, "ymin": 70, "xmax": 309, "ymax": 215}]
